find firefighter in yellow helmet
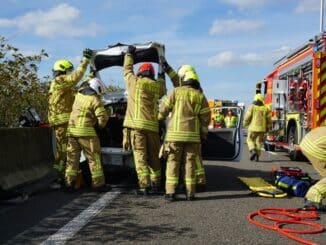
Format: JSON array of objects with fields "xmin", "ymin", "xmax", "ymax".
[
  {"xmin": 243, "ymin": 93, "xmax": 271, "ymax": 162},
  {"xmin": 158, "ymin": 71, "xmax": 211, "ymax": 201},
  {"xmin": 160, "ymin": 56, "xmax": 207, "ymax": 192},
  {"xmin": 48, "ymin": 49, "xmax": 93, "ymax": 188},
  {"xmin": 65, "ymin": 78, "xmax": 110, "ymax": 192},
  {"xmin": 300, "ymin": 126, "xmax": 326, "ymax": 211},
  {"xmin": 123, "ymin": 46, "xmax": 167, "ymax": 195}
]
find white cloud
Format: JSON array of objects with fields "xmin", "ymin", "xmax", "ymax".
[
  {"xmin": 221, "ymin": 0, "xmax": 270, "ymax": 9},
  {"xmin": 207, "ymin": 46, "xmax": 291, "ymax": 68},
  {"xmin": 295, "ymin": 0, "xmax": 320, "ymax": 13},
  {"xmin": 209, "ymin": 19, "xmax": 264, "ymax": 35},
  {"xmin": 0, "ymin": 3, "xmax": 100, "ymax": 38}
]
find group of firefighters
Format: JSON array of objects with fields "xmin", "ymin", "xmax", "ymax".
[
  {"xmin": 212, "ymin": 108, "xmax": 238, "ymax": 128},
  {"xmin": 48, "ymin": 46, "xmax": 326, "ymax": 208},
  {"xmin": 48, "ymin": 46, "xmax": 210, "ymax": 201}
]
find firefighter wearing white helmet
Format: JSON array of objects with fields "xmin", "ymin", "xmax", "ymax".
[
  {"xmin": 243, "ymin": 93, "xmax": 272, "ymax": 162},
  {"xmin": 48, "ymin": 49, "xmax": 93, "ymax": 189},
  {"xmin": 159, "ymin": 56, "xmax": 207, "ymax": 192},
  {"xmin": 158, "ymin": 70, "xmax": 211, "ymax": 201},
  {"xmin": 65, "ymin": 77, "xmax": 110, "ymax": 192}
]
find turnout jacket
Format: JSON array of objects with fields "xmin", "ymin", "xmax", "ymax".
[
  {"xmin": 48, "ymin": 58, "xmax": 89, "ymax": 126},
  {"xmin": 300, "ymin": 126, "xmax": 326, "ymax": 161},
  {"xmin": 158, "ymin": 86, "xmax": 211, "ymax": 143},
  {"xmin": 123, "ymin": 54, "xmax": 166, "ymax": 133},
  {"xmin": 67, "ymin": 90, "xmax": 109, "ymax": 137},
  {"xmin": 243, "ymin": 103, "xmax": 271, "ymax": 132}
]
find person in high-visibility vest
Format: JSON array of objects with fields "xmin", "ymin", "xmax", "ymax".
[
  {"xmin": 160, "ymin": 56, "xmax": 208, "ymax": 191},
  {"xmin": 243, "ymin": 93, "xmax": 272, "ymax": 162},
  {"xmin": 214, "ymin": 109, "xmax": 225, "ymax": 128},
  {"xmin": 123, "ymin": 46, "xmax": 167, "ymax": 195},
  {"xmin": 300, "ymin": 126, "xmax": 326, "ymax": 211},
  {"xmin": 65, "ymin": 78, "xmax": 110, "ymax": 192},
  {"xmin": 158, "ymin": 71, "xmax": 211, "ymax": 201},
  {"xmin": 48, "ymin": 49, "xmax": 92, "ymax": 189},
  {"xmin": 224, "ymin": 109, "xmax": 238, "ymax": 128}
]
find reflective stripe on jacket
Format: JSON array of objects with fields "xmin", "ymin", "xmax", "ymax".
[
  {"xmin": 48, "ymin": 58, "xmax": 89, "ymax": 126},
  {"xmin": 300, "ymin": 126, "xmax": 326, "ymax": 161},
  {"xmin": 123, "ymin": 54, "xmax": 166, "ymax": 132},
  {"xmin": 243, "ymin": 104, "xmax": 271, "ymax": 132},
  {"xmin": 158, "ymin": 86, "xmax": 211, "ymax": 143},
  {"xmin": 67, "ymin": 93, "xmax": 109, "ymax": 137}
]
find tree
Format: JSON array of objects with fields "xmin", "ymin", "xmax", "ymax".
[{"xmin": 0, "ymin": 36, "xmax": 49, "ymax": 127}]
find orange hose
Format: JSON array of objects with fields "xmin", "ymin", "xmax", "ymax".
[{"xmin": 248, "ymin": 208, "xmax": 325, "ymax": 245}]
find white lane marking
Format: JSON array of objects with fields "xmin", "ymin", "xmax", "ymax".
[
  {"xmin": 41, "ymin": 190, "xmax": 121, "ymax": 245},
  {"xmin": 261, "ymin": 148, "xmax": 277, "ymax": 155}
]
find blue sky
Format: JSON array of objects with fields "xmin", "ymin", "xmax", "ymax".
[{"xmin": 0, "ymin": 0, "xmax": 322, "ymax": 107}]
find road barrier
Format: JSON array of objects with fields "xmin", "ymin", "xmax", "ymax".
[{"xmin": 0, "ymin": 128, "xmax": 54, "ymax": 191}]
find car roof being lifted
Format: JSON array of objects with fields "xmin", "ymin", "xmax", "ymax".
[{"xmin": 91, "ymin": 42, "xmax": 165, "ymax": 71}]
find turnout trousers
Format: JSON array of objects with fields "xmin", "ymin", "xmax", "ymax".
[
  {"xmin": 301, "ymin": 149, "xmax": 326, "ymax": 204},
  {"xmin": 65, "ymin": 136, "xmax": 105, "ymax": 188},
  {"xmin": 165, "ymin": 142, "xmax": 200, "ymax": 196},
  {"xmin": 130, "ymin": 129, "xmax": 161, "ymax": 189},
  {"xmin": 195, "ymin": 152, "xmax": 206, "ymax": 185},
  {"xmin": 53, "ymin": 123, "xmax": 68, "ymax": 176},
  {"xmin": 246, "ymin": 131, "xmax": 265, "ymax": 156}
]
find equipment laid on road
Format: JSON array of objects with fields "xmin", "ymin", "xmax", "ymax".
[
  {"xmin": 248, "ymin": 207, "xmax": 325, "ymax": 245},
  {"xmin": 255, "ymin": 33, "xmax": 326, "ymax": 160},
  {"xmin": 238, "ymin": 177, "xmax": 287, "ymax": 198}
]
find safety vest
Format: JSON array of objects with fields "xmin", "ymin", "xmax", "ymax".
[
  {"xmin": 67, "ymin": 93, "xmax": 109, "ymax": 137},
  {"xmin": 300, "ymin": 126, "xmax": 326, "ymax": 161},
  {"xmin": 224, "ymin": 115, "xmax": 237, "ymax": 128},
  {"xmin": 123, "ymin": 54, "xmax": 166, "ymax": 132},
  {"xmin": 48, "ymin": 58, "xmax": 89, "ymax": 126},
  {"xmin": 214, "ymin": 113, "xmax": 224, "ymax": 123},
  {"xmin": 243, "ymin": 104, "xmax": 271, "ymax": 132},
  {"xmin": 159, "ymin": 86, "xmax": 211, "ymax": 143}
]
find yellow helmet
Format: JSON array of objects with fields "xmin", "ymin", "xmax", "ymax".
[
  {"xmin": 254, "ymin": 93, "xmax": 264, "ymax": 103},
  {"xmin": 183, "ymin": 71, "xmax": 199, "ymax": 82},
  {"xmin": 177, "ymin": 65, "xmax": 195, "ymax": 78},
  {"xmin": 53, "ymin": 59, "xmax": 74, "ymax": 73}
]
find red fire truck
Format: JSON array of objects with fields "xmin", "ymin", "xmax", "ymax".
[{"xmin": 257, "ymin": 33, "xmax": 326, "ymax": 160}]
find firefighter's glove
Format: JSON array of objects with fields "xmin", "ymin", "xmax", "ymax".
[
  {"xmin": 122, "ymin": 128, "xmax": 132, "ymax": 151},
  {"xmin": 83, "ymin": 48, "xmax": 93, "ymax": 61},
  {"xmin": 159, "ymin": 55, "xmax": 170, "ymax": 71},
  {"xmin": 127, "ymin": 45, "xmax": 136, "ymax": 55}
]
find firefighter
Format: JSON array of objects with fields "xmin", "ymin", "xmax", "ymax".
[
  {"xmin": 214, "ymin": 109, "xmax": 225, "ymax": 128},
  {"xmin": 158, "ymin": 71, "xmax": 211, "ymax": 202},
  {"xmin": 243, "ymin": 93, "xmax": 272, "ymax": 162},
  {"xmin": 224, "ymin": 109, "xmax": 238, "ymax": 128},
  {"xmin": 123, "ymin": 46, "xmax": 167, "ymax": 195},
  {"xmin": 48, "ymin": 49, "xmax": 93, "ymax": 188},
  {"xmin": 300, "ymin": 126, "xmax": 326, "ymax": 211},
  {"xmin": 159, "ymin": 57, "xmax": 207, "ymax": 191},
  {"xmin": 65, "ymin": 78, "xmax": 110, "ymax": 192}
]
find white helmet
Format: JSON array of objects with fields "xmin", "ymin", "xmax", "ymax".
[{"xmin": 89, "ymin": 78, "xmax": 106, "ymax": 95}]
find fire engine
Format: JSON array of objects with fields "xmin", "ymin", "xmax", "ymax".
[{"xmin": 257, "ymin": 33, "xmax": 326, "ymax": 160}]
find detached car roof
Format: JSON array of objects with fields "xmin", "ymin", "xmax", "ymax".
[{"xmin": 91, "ymin": 42, "xmax": 165, "ymax": 71}]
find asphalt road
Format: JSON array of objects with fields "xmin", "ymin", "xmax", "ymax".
[{"xmin": 1, "ymin": 146, "xmax": 326, "ymax": 244}]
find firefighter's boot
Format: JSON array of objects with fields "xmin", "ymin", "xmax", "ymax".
[
  {"xmin": 165, "ymin": 193, "xmax": 176, "ymax": 202},
  {"xmin": 250, "ymin": 150, "xmax": 257, "ymax": 161}
]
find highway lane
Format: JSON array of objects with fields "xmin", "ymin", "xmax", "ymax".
[{"xmin": 1, "ymin": 146, "xmax": 325, "ymax": 244}]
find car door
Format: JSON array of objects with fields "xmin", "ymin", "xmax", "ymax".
[{"xmin": 202, "ymin": 105, "xmax": 244, "ymax": 161}]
